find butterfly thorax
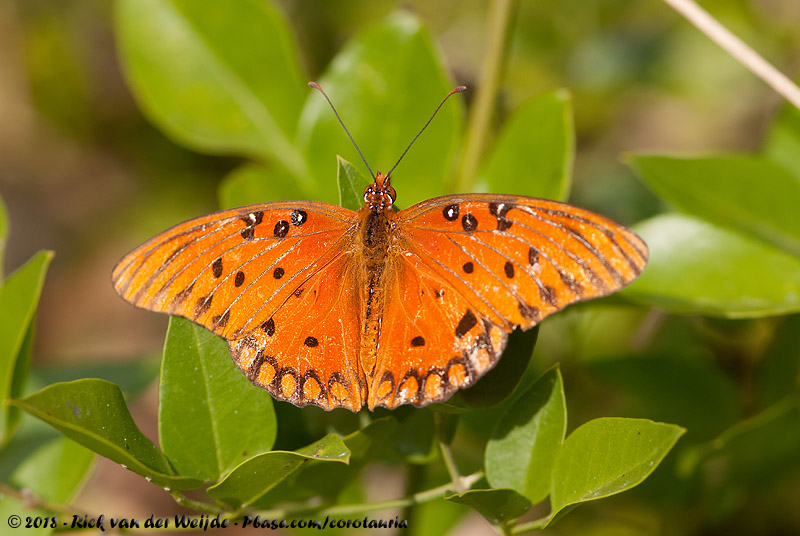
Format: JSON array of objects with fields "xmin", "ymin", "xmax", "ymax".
[{"xmin": 355, "ymin": 172, "xmax": 397, "ymax": 380}]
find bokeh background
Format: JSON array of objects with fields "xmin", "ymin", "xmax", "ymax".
[{"xmin": 1, "ymin": 0, "xmax": 799, "ymax": 534}]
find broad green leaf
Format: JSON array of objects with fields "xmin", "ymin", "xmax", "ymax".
[
  {"xmin": 298, "ymin": 12, "xmax": 463, "ymax": 205},
  {"xmin": 0, "ymin": 251, "xmax": 52, "ymax": 446},
  {"xmin": 485, "ymin": 366, "xmax": 566, "ymax": 504},
  {"xmin": 11, "ymin": 437, "xmax": 94, "ymax": 505},
  {"xmin": 159, "ymin": 317, "xmax": 276, "ymax": 481},
  {"xmin": 338, "ymin": 156, "xmax": 371, "ymax": 211},
  {"xmin": 624, "ymin": 214, "xmax": 800, "ymax": 317},
  {"xmin": 763, "ymin": 103, "xmax": 800, "ymax": 180},
  {"xmin": 483, "ymin": 90, "xmax": 574, "ymax": 201},
  {"xmin": 207, "ymin": 433, "xmax": 349, "ymax": 507},
  {"xmin": 588, "ymin": 354, "xmax": 739, "ymax": 441},
  {"xmin": 460, "ymin": 327, "xmax": 538, "ymax": 408},
  {"xmin": 549, "ymin": 418, "xmax": 684, "ymax": 520},
  {"xmin": 680, "ymin": 396, "xmax": 800, "ymax": 486},
  {"xmin": 629, "ymin": 155, "xmax": 800, "ymax": 257},
  {"xmin": 1, "ymin": 438, "xmax": 94, "ymax": 536},
  {"xmin": 0, "ymin": 195, "xmax": 7, "ymax": 278},
  {"xmin": 445, "ymin": 488, "xmax": 532, "ymax": 524},
  {"xmin": 756, "ymin": 314, "xmax": 800, "ymax": 408},
  {"xmin": 219, "ymin": 163, "xmax": 305, "ymax": 209},
  {"xmin": 115, "ymin": 0, "xmax": 309, "ymax": 177},
  {"xmin": 11, "ymin": 379, "xmax": 202, "ymax": 490},
  {"xmin": 409, "ymin": 495, "xmax": 467, "ymax": 536}
]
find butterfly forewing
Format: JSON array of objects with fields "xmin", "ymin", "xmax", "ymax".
[
  {"xmin": 388, "ymin": 193, "xmax": 647, "ymax": 355},
  {"xmin": 112, "ymin": 202, "xmax": 357, "ymax": 339}
]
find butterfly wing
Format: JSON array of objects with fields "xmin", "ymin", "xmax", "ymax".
[
  {"xmin": 368, "ymin": 194, "xmax": 647, "ymax": 409},
  {"xmin": 112, "ymin": 202, "xmax": 356, "ymax": 339},
  {"xmin": 113, "ymin": 201, "xmax": 367, "ymax": 410},
  {"xmin": 228, "ymin": 252, "xmax": 366, "ymax": 411}
]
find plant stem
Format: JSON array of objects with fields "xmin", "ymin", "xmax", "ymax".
[
  {"xmin": 455, "ymin": 0, "xmax": 515, "ymax": 192},
  {"xmin": 255, "ymin": 472, "xmax": 484, "ymax": 519},
  {"xmin": 663, "ymin": 0, "xmax": 800, "ymax": 109},
  {"xmin": 510, "ymin": 516, "xmax": 551, "ymax": 533},
  {"xmin": 169, "ymin": 491, "xmax": 223, "ymax": 515},
  {"xmin": 0, "ymin": 482, "xmax": 92, "ymax": 519}
]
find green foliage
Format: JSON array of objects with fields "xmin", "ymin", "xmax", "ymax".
[
  {"xmin": 159, "ymin": 317, "xmax": 276, "ymax": 481},
  {"xmin": 3, "ymin": 1, "xmax": 800, "ymax": 534}
]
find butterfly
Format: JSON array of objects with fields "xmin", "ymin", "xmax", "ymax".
[{"xmin": 113, "ymin": 83, "xmax": 648, "ymax": 412}]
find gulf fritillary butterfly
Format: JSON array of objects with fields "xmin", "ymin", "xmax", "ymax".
[{"xmin": 113, "ymin": 83, "xmax": 647, "ymax": 412}]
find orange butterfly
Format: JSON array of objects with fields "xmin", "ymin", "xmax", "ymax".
[{"xmin": 113, "ymin": 84, "xmax": 647, "ymax": 412}]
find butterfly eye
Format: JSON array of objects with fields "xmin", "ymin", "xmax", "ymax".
[{"xmin": 386, "ymin": 186, "xmax": 397, "ymax": 204}]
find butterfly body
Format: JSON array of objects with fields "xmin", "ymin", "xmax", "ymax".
[{"xmin": 113, "ymin": 172, "xmax": 647, "ymax": 412}]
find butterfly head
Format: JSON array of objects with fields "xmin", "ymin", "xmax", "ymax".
[{"xmin": 364, "ymin": 172, "xmax": 397, "ymax": 212}]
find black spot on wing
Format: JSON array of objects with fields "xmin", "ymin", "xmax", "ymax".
[{"xmin": 455, "ymin": 310, "xmax": 478, "ymax": 338}]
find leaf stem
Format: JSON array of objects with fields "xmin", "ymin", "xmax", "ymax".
[
  {"xmin": 510, "ymin": 516, "xmax": 551, "ymax": 533},
  {"xmin": 255, "ymin": 472, "xmax": 484, "ymax": 519},
  {"xmin": 0, "ymin": 482, "xmax": 93, "ymax": 519},
  {"xmin": 455, "ymin": 0, "xmax": 516, "ymax": 192},
  {"xmin": 663, "ymin": 0, "xmax": 800, "ymax": 109}
]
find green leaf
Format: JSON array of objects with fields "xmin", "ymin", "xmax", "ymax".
[
  {"xmin": 219, "ymin": 163, "xmax": 306, "ymax": 209},
  {"xmin": 679, "ymin": 396, "xmax": 800, "ymax": 486},
  {"xmin": 588, "ymin": 354, "xmax": 739, "ymax": 440},
  {"xmin": 485, "ymin": 366, "xmax": 566, "ymax": 504},
  {"xmin": 483, "ymin": 90, "xmax": 574, "ymax": 201},
  {"xmin": 298, "ymin": 12, "xmax": 463, "ymax": 205},
  {"xmin": 1, "ymin": 437, "xmax": 94, "ymax": 536},
  {"xmin": 338, "ymin": 156, "xmax": 371, "ymax": 211},
  {"xmin": 207, "ymin": 433, "xmax": 349, "ymax": 507},
  {"xmin": 629, "ymin": 155, "xmax": 800, "ymax": 257},
  {"xmin": 764, "ymin": 103, "xmax": 800, "ymax": 180},
  {"xmin": 445, "ymin": 488, "xmax": 532, "ymax": 524},
  {"xmin": 623, "ymin": 214, "xmax": 800, "ymax": 317},
  {"xmin": 159, "ymin": 317, "xmax": 276, "ymax": 481},
  {"xmin": 0, "ymin": 251, "xmax": 52, "ymax": 446},
  {"xmin": 11, "ymin": 379, "xmax": 202, "ymax": 490},
  {"xmin": 460, "ymin": 327, "xmax": 538, "ymax": 408},
  {"xmin": 549, "ymin": 417, "xmax": 684, "ymax": 521},
  {"xmin": 115, "ymin": 0, "xmax": 308, "ymax": 177},
  {"xmin": 10, "ymin": 437, "xmax": 94, "ymax": 505}
]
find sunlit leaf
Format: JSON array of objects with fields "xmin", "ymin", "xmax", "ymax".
[
  {"xmin": 549, "ymin": 418, "xmax": 684, "ymax": 521},
  {"xmin": 298, "ymin": 12, "xmax": 463, "ymax": 205},
  {"xmin": 483, "ymin": 90, "xmax": 573, "ymax": 201},
  {"xmin": 485, "ymin": 366, "xmax": 565, "ymax": 503},
  {"xmin": 207, "ymin": 433, "xmax": 349, "ymax": 507},
  {"xmin": 629, "ymin": 154, "xmax": 800, "ymax": 257},
  {"xmin": 0, "ymin": 251, "xmax": 52, "ymax": 446},
  {"xmin": 338, "ymin": 156, "xmax": 371, "ymax": 211},
  {"xmin": 116, "ymin": 0, "xmax": 309, "ymax": 177},
  {"xmin": 624, "ymin": 214, "xmax": 800, "ymax": 317},
  {"xmin": 12, "ymin": 379, "xmax": 202, "ymax": 490},
  {"xmin": 159, "ymin": 317, "xmax": 276, "ymax": 481}
]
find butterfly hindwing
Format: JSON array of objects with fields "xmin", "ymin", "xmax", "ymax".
[
  {"xmin": 368, "ymin": 250, "xmax": 508, "ymax": 409},
  {"xmin": 112, "ymin": 201, "xmax": 357, "ymax": 339},
  {"xmin": 228, "ymin": 253, "xmax": 365, "ymax": 411}
]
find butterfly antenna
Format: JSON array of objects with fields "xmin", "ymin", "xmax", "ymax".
[
  {"xmin": 308, "ymin": 81, "xmax": 376, "ymax": 181},
  {"xmin": 386, "ymin": 85, "xmax": 467, "ymax": 179}
]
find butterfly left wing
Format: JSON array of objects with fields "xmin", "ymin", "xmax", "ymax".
[
  {"xmin": 368, "ymin": 194, "xmax": 647, "ymax": 409},
  {"xmin": 112, "ymin": 201, "xmax": 356, "ymax": 339}
]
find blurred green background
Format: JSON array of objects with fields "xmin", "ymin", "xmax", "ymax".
[{"xmin": 1, "ymin": 0, "xmax": 799, "ymax": 534}]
